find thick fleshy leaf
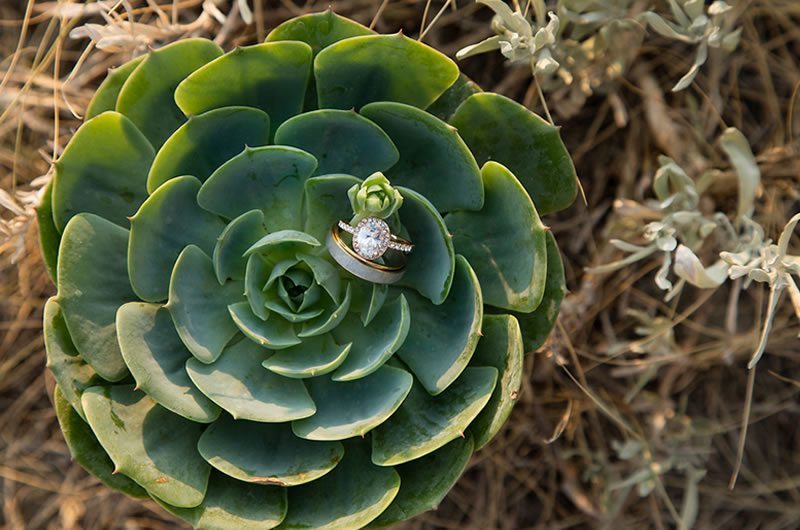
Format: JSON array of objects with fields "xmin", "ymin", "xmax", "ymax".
[
  {"xmin": 274, "ymin": 110, "xmax": 398, "ymax": 178},
  {"xmin": 147, "ymin": 106, "xmax": 271, "ymax": 193},
  {"xmin": 158, "ymin": 472, "xmax": 287, "ymax": 530},
  {"xmin": 371, "ymin": 367, "xmax": 496, "ymax": 465},
  {"xmin": 186, "ymin": 338, "xmax": 315, "ymax": 422},
  {"xmin": 277, "ymin": 440, "xmax": 399, "ymax": 530},
  {"xmin": 85, "ymin": 56, "xmax": 145, "ymax": 119},
  {"xmin": 44, "ymin": 298, "xmax": 103, "ymax": 419},
  {"xmin": 246, "ymin": 230, "xmax": 320, "ymax": 256},
  {"xmin": 302, "ymin": 174, "xmax": 361, "ymax": 242},
  {"xmin": 361, "ymin": 283, "xmax": 388, "ymax": 326},
  {"xmin": 57, "ymin": 213, "xmax": 135, "ymax": 381},
  {"xmin": 198, "ymin": 146, "xmax": 318, "ymax": 231},
  {"xmin": 262, "ymin": 334, "xmax": 351, "ymax": 378},
  {"xmin": 331, "ymin": 295, "xmax": 410, "ymax": 381},
  {"xmin": 37, "ymin": 177, "xmax": 59, "ymax": 283},
  {"xmin": 52, "ymin": 112, "xmax": 153, "ymax": 231},
  {"xmin": 213, "ymin": 210, "xmax": 268, "ymax": 284},
  {"xmin": 117, "ymin": 302, "xmax": 221, "ymax": 423},
  {"xmin": 298, "ymin": 253, "xmax": 342, "ymax": 302},
  {"xmin": 396, "ymin": 187, "xmax": 455, "ymax": 305},
  {"xmin": 426, "ymin": 73, "xmax": 482, "ymax": 122},
  {"xmin": 266, "ymin": 10, "xmax": 374, "ymax": 55},
  {"xmin": 513, "ymin": 231, "xmax": 566, "ymax": 352},
  {"xmin": 53, "ymin": 386, "xmax": 148, "ymax": 498},
  {"xmin": 116, "ymin": 38, "xmax": 223, "ymax": 147},
  {"xmin": 396, "ymin": 256, "xmax": 483, "ymax": 395},
  {"xmin": 298, "ymin": 283, "xmax": 353, "ymax": 338},
  {"xmin": 167, "ymin": 245, "xmax": 243, "ymax": 363},
  {"xmin": 292, "ymin": 364, "xmax": 413, "ymax": 441},
  {"xmin": 228, "ymin": 302, "xmax": 302, "ymax": 349},
  {"xmin": 468, "ymin": 315, "xmax": 524, "ymax": 449},
  {"xmin": 446, "ymin": 161, "xmax": 547, "ymax": 312},
  {"xmin": 129, "ymin": 176, "xmax": 225, "ymax": 302},
  {"xmin": 360, "ymin": 102, "xmax": 483, "ymax": 212},
  {"xmin": 367, "ymin": 436, "xmax": 474, "ymax": 528},
  {"xmin": 315, "ymin": 34, "xmax": 459, "ymax": 110},
  {"xmin": 81, "ymin": 385, "xmax": 211, "ymax": 508},
  {"xmin": 244, "ymin": 254, "xmax": 272, "ymax": 320},
  {"xmin": 175, "ymin": 41, "xmax": 312, "ymax": 132},
  {"xmin": 450, "ymin": 93, "xmax": 578, "ymax": 215},
  {"xmin": 198, "ymin": 416, "xmax": 343, "ymax": 486}
]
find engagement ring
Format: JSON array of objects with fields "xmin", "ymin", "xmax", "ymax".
[{"xmin": 327, "ymin": 217, "xmax": 414, "ymax": 284}]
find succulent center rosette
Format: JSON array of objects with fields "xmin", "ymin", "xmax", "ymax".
[{"xmin": 38, "ymin": 11, "xmax": 577, "ymax": 530}]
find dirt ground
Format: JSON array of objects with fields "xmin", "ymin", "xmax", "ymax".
[{"xmin": 2, "ymin": 1, "xmax": 800, "ymax": 529}]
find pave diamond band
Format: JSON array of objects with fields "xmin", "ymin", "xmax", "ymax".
[{"xmin": 328, "ymin": 217, "xmax": 414, "ymax": 284}]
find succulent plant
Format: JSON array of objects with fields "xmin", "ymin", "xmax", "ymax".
[{"xmin": 38, "ymin": 11, "xmax": 577, "ymax": 529}]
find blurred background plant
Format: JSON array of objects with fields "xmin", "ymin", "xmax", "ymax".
[{"xmin": 1, "ymin": 1, "xmax": 799, "ymax": 529}]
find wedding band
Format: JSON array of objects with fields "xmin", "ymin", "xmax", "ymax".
[{"xmin": 326, "ymin": 217, "xmax": 413, "ymax": 284}]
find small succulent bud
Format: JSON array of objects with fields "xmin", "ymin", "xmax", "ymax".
[{"xmin": 347, "ymin": 172, "xmax": 404, "ymax": 223}]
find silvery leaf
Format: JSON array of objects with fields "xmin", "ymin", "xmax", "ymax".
[
  {"xmin": 719, "ymin": 127, "xmax": 760, "ymax": 219},
  {"xmin": 672, "ymin": 40, "xmax": 708, "ymax": 92},
  {"xmin": 673, "ymin": 245, "xmax": 727, "ymax": 288},
  {"xmin": 456, "ymin": 35, "xmax": 503, "ymax": 60},
  {"xmin": 641, "ymin": 12, "xmax": 694, "ymax": 43}
]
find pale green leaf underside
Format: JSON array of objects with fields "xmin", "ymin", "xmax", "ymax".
[
  {"xmin": 198, "ymin": 416, "xmax": 344, "ymax": 486},
  {"xmin": 371, "ymin": 367, "xmax": 496, "ymax": 466},
  {"xmin": 213, "ymin": 210, "xmax": 268, "ymax": 284},
  {"xmin": 116, "ymin": 302, "xmax": 221, "ymax": 423},
  {"xmin": 57, "ymin": 213, "xmax": 135, "ymax": 382},
  {"xmin": 186, "ymin": 338, "xmax": 316, "ymax": 422},
  {"xmin": 446, "ymin": 161, "xmax": 548, "ymax": 312},
  {"xmin": 81, "ymin": 385, "xmax": 211, "ymax": 508},
  {"xmin": 292, "ymin": 364, "xmax": 413, "ymax": 441},
  {"xmin": 396, "ymin": 255, "xmax": 483, "ymax": 395}
]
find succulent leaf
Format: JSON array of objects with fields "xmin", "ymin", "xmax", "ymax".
[
  {"xmin": 446, "ymin": 161, "xmax": 548, "ymax": 312},
  {"xmin": 175, "ymin": 42, "xmax": 313, "ymax": 133},
  {"xmin": 147, "ymin": 107, "xmax": 271, "ymax": 193},
  {"xmin": 371, "ymin": 366, "xmax": 497, "ymax": 465},
  {"xmin": 266, "ymin": 10, "xmax": 374, "ymax": 56},
  {"xmin": 361, "ymin": 102, "xmax": 483, "ymax": 212},
  {"xmin": 116, "ymin": 38, "xmax": 223, "ymax": 147},
  {"xmin": 116, "ymin": 302, "xmax": 221, "ymax": 423},
  {"xmin": 262, "ymin": 334, "xmax": 352, "ymax": 378},
  {"xmin": 129, "ymin": 176, "xmax": 226, "ymax": 302},
  {"xmin": 302, "ymin": 174, "xmax": 362, "ymax": 241},
  {"xmin": 185, "ymin": 338, "xmax": 315, "ymax": 422},
  {"xmin": 396, "ymin": 256, "xmax": 483, "ymax": 395},
  {"xmin": 275, "ymin": 110, "xmax": 399, "ymax": 178},
  {"xmin": 85, "ymin": 56, "xmax": 144, "ymax": 120},
  {"xmin": 467, "ymin": 314, "xmax": 524, "ymax": 449},
  {"xmin": 52, "ymin": 112, "xmax": 153, "ymax": 231},
  {"xmin": 57, "ymin": 213, "xmax": 136, "ymax": 381},
  {"xmin": 314, "ymin": 34, "xmax": 460, "ymax": 110},
  {"xmin": 197, "ymin": 416, "xmax": 344, "ymax": 486},
  {"xmin": 45, "ymin": 298, "xmax": 103, "ymax": 419},
  {"xmin": 213, "ymin": 210, "xmax": 269, "ymax": 284},
  {"xmin": 53, "ymin": 386, "xmax": 148, "ymax": 498},
  {"xmin": 36, "ymin": 180, "xmax": 60, "ymax": 283},
  {"xmin": 450, "ymin": 92, "xmax": 578, "ymax": 215},
  {"xmin": 81, "ymin": 385, "xmax": 211, "ymax": 508}
]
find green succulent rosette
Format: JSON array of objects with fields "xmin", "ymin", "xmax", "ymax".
[{"xmin": 38, "ymin": 11, "xmax": 576, "ymax": 530}]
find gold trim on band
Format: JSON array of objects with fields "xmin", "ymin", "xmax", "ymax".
[{"xmin": 330, "ymin": 225, "xmax": 406, "ymax": 272}]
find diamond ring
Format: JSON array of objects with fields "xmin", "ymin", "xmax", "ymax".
[{"xmin": 327, "ymin": 217, "xmax": 414, "ymax": 284}]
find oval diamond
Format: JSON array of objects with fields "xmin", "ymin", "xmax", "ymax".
[{"xmin": 352, "ymin": 217, "xmax": 390, "ymax": 260}]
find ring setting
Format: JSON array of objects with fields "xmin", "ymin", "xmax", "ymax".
[{"xmin": 327, "ymin": 217, "xmax": 414, "ymax": 284}]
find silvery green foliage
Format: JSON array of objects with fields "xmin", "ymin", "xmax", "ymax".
[
  {"xmin": 590, "ymin": 128, "xmax": 800, "ymax": 369},
  {"xmin": 641, "ymin": 0, "xmax": 742, "ymax": 91}
]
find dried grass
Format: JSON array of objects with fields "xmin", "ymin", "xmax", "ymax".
[{"xmin": 1, "ymin": 1, "xmax": 799, "ymax": 529}]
